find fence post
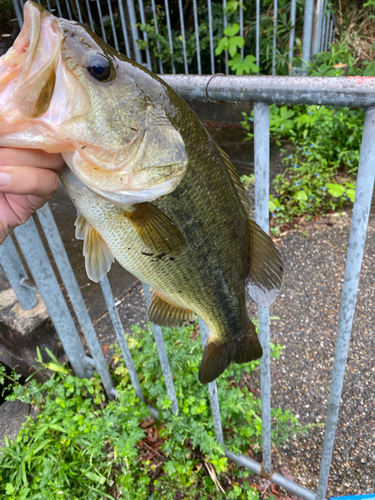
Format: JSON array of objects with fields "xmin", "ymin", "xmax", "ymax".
[
  {"xmin": 254, "ymin": 101, "xmax": 272, "ymax": 475},
  {"xmin": 127, "ymin": 0, "xmax": 143, "ymax": 65},
  {"xmin": 0, "ymin": 236, "xmax": 38, "ymax": 310},
  {"xmin": 302, "ymin": 0, "xmax": 315, "ymax": 74},
  {"xmin": 142, "ymin": 283, "xmax": 179, "ymax": 415},
  {"xmin": 272, "ymin": 0, "xmax": 278, "ymax": 76},
  {"xmin": 312, "ymin": 0, "xmax": 324, "ymax": 55},
  {"xmin": 37, "ymin": 204, "xmax": 115, "ymax": 400},
  {"xmin": 316, "ymin": 106, "xmax": 375, "ymax": 500},
  {"xmin": 100, "ymin": 275, "xmax": 145, "ymax": 404},
  {"xmin": 11, "ymin": 0, "xmax": 23, "ymax": 28},
  {"xmin": 13, "ymin": 218, "xmax": 91, "ymax": 379},
  {"xmin": 288, "ymin": 0, "xmax": 297, "ymax": 73}
]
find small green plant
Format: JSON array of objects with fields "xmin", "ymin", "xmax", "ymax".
[
  {"xmin": 215, "ymin": 21, "xmax": 259, "ymax": 75},
  {"xmin": 241, "ymin": 103, "xmax": 364, "ymax": 224},
  {"xmin": 0, "ymin": 323, "xmax": 310, "ymax": 499}
]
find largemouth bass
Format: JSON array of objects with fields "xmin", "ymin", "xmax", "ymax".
[{"xmin": 0, "ymin": 2, "xmax": 283, "ymax": 383}]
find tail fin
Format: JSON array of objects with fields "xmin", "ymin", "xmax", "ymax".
[{"xmin": 198, "ymin": 322, "xmax": 262, "ymax": 384}]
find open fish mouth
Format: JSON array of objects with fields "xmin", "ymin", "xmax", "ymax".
[
  {"xmin": 0, "ymin": 1, "xmax": 188, "ymax": 205},
  {"xmin": 0, "ymin": 2, "xmax": 61, "ymax": 120}
]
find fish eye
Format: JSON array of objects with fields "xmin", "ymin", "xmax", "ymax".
[{"xmin": 86, "ymin": 54, "xmax": 113, "ymax": 81}]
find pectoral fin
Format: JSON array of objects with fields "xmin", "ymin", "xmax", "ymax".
[
  {"xmin": 247, "ymin": 219, "xmax": 283, "ymax": 307},
  {"xmin": 148, "ymin": 290, "xmax": 196, "ymax": 328},
  {"xmin": 198, "ymin": 322, "xmax": 262, "ymax": 384},
  {"xmin": 75, "ymin": 215, "xmax": 114, "ymax": 282},
  {"xmin": 124, "ymin": 203, "xmax": 185, "ymax": 254}
]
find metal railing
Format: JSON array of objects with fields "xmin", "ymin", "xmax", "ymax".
[
  {"xmin": 10, "ymin": 0, "xmax": 335, "ymax": 75},
  {"xmin": 1, "ymin": 73, "xmax": 375, "ymax": 499}
]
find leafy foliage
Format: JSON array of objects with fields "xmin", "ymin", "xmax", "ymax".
[
  {"xmin": 241, "ymin": 103, "xmax": 364, "ymax": 227},
  {"xmin": 0, "ymin": 323, "xmax": 309, "ymax": 499}
]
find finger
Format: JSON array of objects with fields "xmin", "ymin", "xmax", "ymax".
[
  {"xmin": 0, "ymin": 148, "xmax": 65, "ymax": 170},
  {"xmin": 0, "ymin": 166, "xmax": 60, "ymax": 197}
]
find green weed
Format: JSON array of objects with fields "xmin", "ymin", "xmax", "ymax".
[{"xmin": 0, "ymin": 323, "xmax": 309, "ymax": 499}]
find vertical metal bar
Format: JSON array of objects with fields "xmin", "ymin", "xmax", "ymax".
[
  {"xmin": 288, "ymin": 0, "xmax": 297, "ymax": 74},
  {"xmin": 177, "ymin": 0, "xmax": 188, "ymax": 73},
  {"xmin": 223, "ymin": 0, "xmax": 228, "ymax": 75},
  {"xmin": 13, "ymin": 218, "xmax": 90, "ymax": 379},
  {"xmin": 272, "ymin": 0, "xmax": 278, "ymax": 76},
  {"xmin": 256, "ymin": 0, "xmax": 260, "ymax": 73},
  {"xmin": 118, "ymin": 0, "xmax": 131, "ymax": 57},
  {"xmin": 324, "ymin": 11, "xmax": 330, "ymax": 52},
  {"xmin": 37, "ymin": 204, "xmax": 114, "ymax": 400},
  {"xmin": 151, "ymin": 0, "xmax": 164, "ymax": 73},
  {"xmin": 84, "ymin": 0, "xmax": 95, "ymax": 31},
  {"xmin": 127, "ymin": 0, "xmax": 143, "ymax": 64},
  {"xmin": 239, "ymin": 1, "xmax": 244, "ymax": 59},
  {"xmin": 179, "ymin": 3, "xmax": 188, "ymax": 73},
  {"xmin": 100, "ymin": 276, "xmax": 145, "ymax": 403},
  {"xmin": 192, "ymin": 0, "xmax": 201, "ymax": 74},
  {"xmin": 328, "ymin": 18, "xmax": 333, "ymax": 47},
  {"xmin": 64, "ymin": 0, "xmax": 73, "ymax": 20},
  {"xmin": 138, "ymin": 0, "xmax": 152, "ymax": 69},
  {"xmin": 254, "ymin": 102, "xmax": 272, "ymax": 475},
  {"xmin": 18, "ymin": 0, "xmax": 24, "ymax": 11},
  {"xmin": 302, "ymin": 0, "xmax": 314, "ymax": 74},
  {"xmin": 164, "ymin": 0, "xmax": 175, "ymax": 73},
  {"xmin": 316, "ymin": 106, "xmax": 375, "ymax": 500},
  {"xmin": 46, "ymin": 0, "xmax": 52, "ymax": 14},
  {"xmin": 208, "ymin": 0, "xmax": 215, "ymax": 74},
  {"xmin": 12, "ymin": 0, "xmax": 23, "ymax": 28},
  {"xmin": 198, "ymin": 317, "xmax": 225, "ymax": 446},
  {"xmin": 312, "ymin": 0, "xmax": 324, "ymax": 55},
  {"xmin": 96, "ymin": 0, "xmax": 107, "ymax": 43},
  {"xmin": 142, "ymin": 283, "xmax": 179, "ymax": 415},
  {"xmin": 107, "ymin": 0, "xmax": 119, "ymax": 51},
  {"xmin": 320, "ymin": 0, "xmax": 327, "ymax": 53},
  {"xmin": 74, "ymin": 0, "xmax": 83, "ymax": 23},
  {"xmin": 0, "ymin": 236, "xmax": 38, "ymax": 310},
  {"xmin": 55, "ymin": 0, "xmax": 62, "ymax": 18}
]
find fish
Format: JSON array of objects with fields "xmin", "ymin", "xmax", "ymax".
[{"xmin": 0, "ymin": 1, "xmax": 283, "ymax": 384}]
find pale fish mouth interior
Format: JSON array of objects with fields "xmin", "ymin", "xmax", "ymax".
[{"xmin": 0, "ymin": 1, "xmax": 60, "ymax": 121}]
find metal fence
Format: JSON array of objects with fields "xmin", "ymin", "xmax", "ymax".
[
  {"xmin": 9, "ymin": 0, "xmax": 335, "ymax": 75},
  {"xmin": 1, "ymin": 73, "xmax": 375, "ymax": 499}
]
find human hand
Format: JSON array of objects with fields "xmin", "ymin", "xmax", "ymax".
[{"xmin": 0, "ymin": 148, "xmax": 65, "ymax": 245}]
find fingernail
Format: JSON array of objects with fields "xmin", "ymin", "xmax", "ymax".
[{"xmin": 0, "ymin": 172, "xmax": 11, "ymax": 186}]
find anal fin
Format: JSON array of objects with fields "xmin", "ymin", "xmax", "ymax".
[
  {"xmin": 124, "ymin": 202, "xmax": 184, "ymax": 254},
  {"xmin": 198, "ymin": 322, "xmax": 262, "ymax": 384},
  {"xmin": 148, "ymin": 290, "xmax": 196, "ymax": 328},
  {"xmin": 247, "ymin": 219, "xmax": 283, "ymax": 308},
  {"xmin": 75, "ymin": 215, "xmax": 114, "ymax": 283}
]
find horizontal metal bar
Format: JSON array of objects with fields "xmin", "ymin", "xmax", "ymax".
[
  {"xmin": 159, "ymin": 74, "xmax": 375, "ymax": 108},
  {"xmin": 225, "ymin": 450, "xmax": 316, "ymax": 500},
  {"xmin": 85, "ymin": 355, "xmax": 96, "ymax": 368}
]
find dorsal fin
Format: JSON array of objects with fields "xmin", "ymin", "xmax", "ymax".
[{"xmin": 218, "ymin": 144, "xmax": 251, "ymax": 214}]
